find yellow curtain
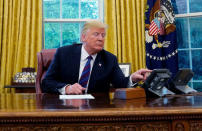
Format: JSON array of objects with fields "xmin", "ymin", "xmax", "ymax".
[
  {"xmin": 104, "ymin": 0, "xmax": 147, "ymax": 73},
  {"xmin": 0, "ymin": 0, "xmax": 42, "ymax": 93}
]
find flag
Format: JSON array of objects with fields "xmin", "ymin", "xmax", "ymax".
[
  {"xmin": 145, "ymin": 0, "xmax": 178, "ymax": 77},
  {"xmin": 149, "ymin": 18, "xmax": 160, "ymax": 35}
]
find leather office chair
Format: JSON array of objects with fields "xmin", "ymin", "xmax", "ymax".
[{"xmin": 35, "ymin": 49, "xmax": 56, "ymax": 93}]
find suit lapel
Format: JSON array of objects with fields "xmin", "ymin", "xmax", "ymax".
[
  {"xmin": 70, "ymin": 45, "xmax": 82, "ymax": 82},
  {"xmin": 89, "ymin": 52, "xmax": 104, "ymax": 89}
]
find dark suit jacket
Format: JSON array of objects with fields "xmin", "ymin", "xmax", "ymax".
[{"xmin": 42, "ymin": 44, "xmax": 129, "ymax": 94}]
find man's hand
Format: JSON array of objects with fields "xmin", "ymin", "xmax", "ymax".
[
  {"xmin": 131, "ymin": 69, "xmax": 152, "ymax": 82},
  {"xmin": 65, "ymin": 83, "xmax": 86, "ymax": 95}
]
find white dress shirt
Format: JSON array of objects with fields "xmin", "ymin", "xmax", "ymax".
[{"xmin": 78, "ymin": 45, "xmax": 97, "ymax": 93}]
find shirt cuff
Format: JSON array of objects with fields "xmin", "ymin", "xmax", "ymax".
[
  {"xmin": 128, "ymin": 75, "xmax": 138, "ymax": 87},
  {"xmin": 58, "ymin": 85, "xmax": 67, "ymax": 95}
]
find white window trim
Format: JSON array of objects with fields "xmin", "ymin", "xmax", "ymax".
[{"xmin": 176, "ymin": 12, "xmax": 202, "ymax": 18}]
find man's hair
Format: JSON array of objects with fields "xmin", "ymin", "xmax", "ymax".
[{"xmin": 81, "ymin": 20, "xmax": 108, "ymax": 35}]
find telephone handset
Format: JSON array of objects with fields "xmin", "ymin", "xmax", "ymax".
[
  {"xmin": 169, "ymin": 69, "xmax": 197, "ymax": 94},
  {"xmin": 142, "ymin": 69, "xmax": 175, "ymax": 97}
]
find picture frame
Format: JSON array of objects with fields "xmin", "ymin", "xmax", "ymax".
[{"xmin": 119, "ymin": 63, "xmax": 131, "ymax": 77}]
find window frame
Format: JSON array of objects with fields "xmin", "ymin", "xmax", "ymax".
[
  {"xmin": 42, "ymin": 0, "xmax": 104, "ymax": 49},
  {"xmin": 176, "ymin": 12, "xmax": 202, "ymax": 88}
]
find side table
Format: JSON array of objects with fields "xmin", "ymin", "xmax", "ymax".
[{"xmin": 4, "ymin": 85, "xmax": 35, "ymax": 93}]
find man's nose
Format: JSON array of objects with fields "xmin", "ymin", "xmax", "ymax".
[{"xmin": 97, "ymin": 34, "xmax": 104, "ymax": 39}]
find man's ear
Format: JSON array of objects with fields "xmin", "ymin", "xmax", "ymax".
[{"xmin": 81, "ymin": 34, "xmax": 86, "ymax": 42}]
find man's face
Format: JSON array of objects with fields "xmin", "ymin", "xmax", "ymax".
[{"xmin": 81, "ymin": 27, "xmax": 106, "ymax": 54}]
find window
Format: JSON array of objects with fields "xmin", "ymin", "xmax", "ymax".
[
  {"xmin": 173, "ymin": 0, "xmax": 202, "ymax": 91},
  {"xmin": 43, "ymin": 0, "xmax": 103, "ymax": 49}
]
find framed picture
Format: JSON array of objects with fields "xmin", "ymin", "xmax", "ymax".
[{"xmin": 119, "ymin": 63, "xmax": 131, "ymax": 77}]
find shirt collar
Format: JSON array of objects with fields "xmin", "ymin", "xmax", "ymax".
[{"xmin": 81, "ymin": 45, "xmax": 97, "ymax": 61}]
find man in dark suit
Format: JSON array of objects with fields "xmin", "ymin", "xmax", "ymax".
[{"xmin": 42, "ymin": 21, "xmax": 151, "ymax": 95}]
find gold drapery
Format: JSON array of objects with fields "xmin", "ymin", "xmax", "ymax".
[
  {"xmin": 104, "ymin": 0, "xmax": 147, "ymax": 73},
  {"xmin": 0, "ymin": 0, "xmax": 42, "ymax": 93}
]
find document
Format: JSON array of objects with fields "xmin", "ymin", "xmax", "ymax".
[{"xmin": 59, "ymin": 94, "xmax": 95, "ymax": 99}]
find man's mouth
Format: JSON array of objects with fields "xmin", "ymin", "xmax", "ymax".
[{"xmin": 96, "ymin": 41, "xmax": 103, "ymax": 44}]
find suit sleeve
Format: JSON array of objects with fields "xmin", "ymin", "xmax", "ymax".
[
  {"xmin": 42, "ymin": 49, "xmax": 66, "ymax": 94},
  {"xmin": 111, "ymin": 56, "xmax": 129, "ymax": 88}
]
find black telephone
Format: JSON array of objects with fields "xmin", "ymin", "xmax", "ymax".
[
  {"xmin": 168, "ymin": 69, "xmax": 197, "ymax": 94},
  {"xmin": 142, "ymin": 69, "xmax": 175, "ymax": 97}
]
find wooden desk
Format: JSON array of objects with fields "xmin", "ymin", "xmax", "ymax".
[{"xmin": 1, "ymin": 93, "xmax": 202, "ymax": 131}]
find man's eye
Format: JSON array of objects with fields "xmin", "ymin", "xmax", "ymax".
[
  {"xmin": 101, "ymin": 33, "xmax": 106, "ymax": 37},
  {"xmin": 93, "ymin": 32, "xmax": 99, "ymax": 36},
  {"xmin": 93, "ymin": 32, "xmax": 106, "ymax": 38}
]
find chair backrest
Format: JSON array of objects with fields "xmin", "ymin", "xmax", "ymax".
[{"xmin": 35, "ymin": 49, "xmax": 56, "ymax": 93}]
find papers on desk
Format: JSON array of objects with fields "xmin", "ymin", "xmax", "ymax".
[{"xmin": 59, "ymin": 94, "xmax": 95, "ymax": 99}]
